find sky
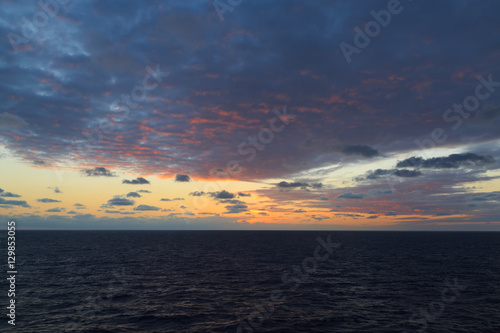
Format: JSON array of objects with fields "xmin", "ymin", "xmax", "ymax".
[{"xmin": 0, "ymin": 0, "xmax": 499, "ymax": 230}]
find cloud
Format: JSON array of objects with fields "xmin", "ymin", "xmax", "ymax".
[
  {"xmin": 212, "ymin": 190, "xmax": 235, "ymax": 199},
  {"xmin": 105, "ymin": 197, "xmax": 135, "ymax": 206},
  {"xmin": 0, "ymin": 112, "xmax": 28, "ymax": 129},
  {"xmin": 160, "ymin": 198, "xmax": 184, "ymax": 201},
  {"xmin": 224, "ymin": 203, "xmax": 248, "ymax": 214},
  {"xmin": 0, "ymin": 197, "xmax": 30, "ymax": 208},
  {"xmin": 71, "ymin": 213, "xmax": 94, "ymax": 218},
  {"xmin": 105, "ymin": 210, "xmax": 135, "ymax": 215},
  {"xmin": 137, "ymin": 190, "xmax": 151, "ymax": 193},
  {"xmin": 238, "ymin": 192, "xmax": 251, "ymax": 197},
  {"xmin": 359, "ymin": 168, "xmax": 422, "ymax": 180},
  {"xmin": 189, "ymin": 191, "xmax": 205, "ymax": 196},
  {"xmin": 33, "ymin": 160, "xmax": 45, "ymax": 165},
  {"xmin": 134, "ymin": 205, "xmax": 160, "ymax": 211},
  {"xmin": 122, "ymin": 177, "xmax": 150, "ymax": 185},
  {"xmin": 277, "ymin": 181, "xmax": 310, "ymax": 188},
  {"xmin": 74, "ymin": 203, "xmax": 86, "ymax": 209},
  {"xmin": 318, "ymin": 196, "xmax": 329, "ymax": 200},
  {"xmin": 175, "ymin": 174, "xmax": 190, "ymax": 182},
  {"xmin": 220, "ymin": 199, "xmax": 245, "ymax": 204},
  {"xmin": 126, "ymin": 192, "xmax": 141, "ymax": 198},
  {"xmin": 53, "ymin": 187, "xmax": 62, "ymax": 193},
  {"xmin": 340, "ymin": 145, "xmax": 380, "ymax": 158},
  {"xmin": 82, "ymin": 167, "xmax": 116, "ymax": 177},
  {"xmin": 396, "ymin": 153, "xmax": 495, "ymax": 169},
  {"xmin": 37, "ymin": 198, "xmax": 61, "ymax": 203},
  {"xmin": 471, "ymin": 192, "xmax": 500, "ymax": 202},
  {"xmin": 46, "ymin": 207, "xmax": 64, "ymax": 213},
  {"xmin": 336, "ymin": 192, "xmax": 367, "ymax": 200},
  {"xmin": 294, "ymin": 209, "xmax": 307, "ymax": 213},
  {"xmin": 0, "ymin": 192, "xmax": 21, "ymax": 198},
  {"xmin": 179, "ymin": 205, "xmax": 187, "ymax": 209}
]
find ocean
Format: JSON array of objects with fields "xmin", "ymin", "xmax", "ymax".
[{"xmin": 1, "ymin": 231, "xmax": 499, "ymax": 332}]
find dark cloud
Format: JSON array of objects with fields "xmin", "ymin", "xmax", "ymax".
[
  {"xmin": 37, "ymin": 198, "xmax": 61, "ymax": 203},
  {"xmin": 336, "ymin": 192, "xmax": 367, "ymax": 200},
  {"xmin": 220, "ymin": 199, "xmax": 245, "ymax": 204},
  {"xmin": 0, "ymin": 1, "xmax": 499, "ymax": 185},
  {"xmin": 160, "ymin": 197, "xmax": 184, "ymax": 201},
  {"xmin": 471, "ymin": 192, "xmax": 500, "ymax": 202},
  {"xmin": 33, "ymin": 160, "xmax": 45, "ymax": 165},
  {"xmin": 105, "ymin": 197, "xmax": 135, "ymax": 206},
  {"xmin": 175, "ymin": 174, "xmax": 190, "ymax": 182},
  {"xmin": 340, "ymin": 145, "xmax": 380, "ymax": 158},
  {"xmin": 359, "ymin": 169, "xmax": 422, "ymax": 181},
  {"xmin": 122, "ymin": 177, "xmax": 150, "ymax": 185},
  {"xmin": 0, "ymin": 192, "xmax": 21, "ymax": 198},
  {"xmin": 105, "ymin": 210, "xmax": 135, "ymax": 215},
  {"xmin": 46, "ymin": 207, "xmax": 64, "ymax": 213},
  {"xmin": 82, "ymin": 167, "xmax": 116, "ymax": 177},
  {"xmin": 134, "ymin": 205, "xmax": 160, "ymax": 211},
  {"xmin": 189, "ymin": 191, "xmax": 205, "ymax": 196},
  {"xmin": 137, "ymin": 190, "xmax": 151, "ymax": 193},
  {"xmin": 0, "ymin": 197, "xmax": 30, "ymax": 207},
  {"xmin": 396, "ymin": 153, "xmax": 495, "ymax": 169},
  {"xmin": 126, "ymin": 192, "xmax": 141, "ymax": 198},
  {"xmin": 277, "ymin": 181, "xmax": 310, "ymax": 189},
  {"xmin": 224, "ymin": 203, "xmax": 248, "ymax": 214},
  {"xmin": 212, "ymin": 190, "xmax": 235, "ymax": 199},
  {"xmin": 238, "ymin": 192, "xmax": 251, "ymax": 197}
]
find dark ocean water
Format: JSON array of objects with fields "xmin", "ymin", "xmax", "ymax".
[{"xmin": 1, "ymin": 231, "xmax": 499, "ymax": 332}]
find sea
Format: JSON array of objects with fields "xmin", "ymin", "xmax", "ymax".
[{"xmin": 1, "ymin": 231, "xmax": 499, "ymax": 332}]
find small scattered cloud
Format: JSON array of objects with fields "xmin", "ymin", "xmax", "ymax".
[
  {"xmin": 224, "ymin": 203, "xmax": 248, "ymax": 214},
  {"xmin": 74, "ymin": 203, "xmax": 86, "ymax": 209},
  {"xmin": 0, "ymin": 197, "xmax": 30, "ymax": 208},
  {"xmin": 0, "ymin": 192, "xmax": 21, "ymax": 198},
  {"xmin": 336, "ymin": 192, "xmax": 367, "ymax": 200},
  {"xmin": 358, "ymin": 168, "xmax": 422, "ymax": 181},
  {"xmin": 212, "ymin": 190, "xmax": 235, "ymax": 199},
  {"xmin": 277, "ymin": 181, "xmax": 310, "ymax": 188},
  {"xmin": 105, "ymin": 210, "xmax": 135, "ymax": 215},
  {"xmin": 104, "ymin": 197, "xmax": 135, "ymax": 207},
  {"xmin": 37, "ymin": 198, "xmax": 61, "ymax": 203},
  {"xmin": 82, "ymin": 167, "xmax": 116, "ymax": 177},
  {"xmin": 122, "ymin": 177, "xmax": 150, "ymax": 185},
  {"xmin": 33, "ymin": 160, "xmax": 45, "ymax": 165},
  {"xmin": 396, "ymin": 153, "xmax": 495, "ymax": 169},
  {"xmin": 175, "ymin": 174, "xmax": 190, "ymax": 182},
  {"xmin": 160, "ymin": 197, "xmax": 184, "ymax": 201},
  {"xmin": 134, "ymin": 205, "xmax": 160, "ymax": 211},
  {"xmin": 126, "ymin": 192, "xmax": 141, "ymax": 198},
  {"xmin": 276, "ymin": 181, "xmax": 323, "ymax": 189},
  {"xmin": 238, "ymin": 192, "xmax": 251, "ymax": 197},
  {"xmin": 340, "ymin": 144, "xmax": 380, "ymax": 158},
  {"xmin": 137, "ymin": 190, "xmax": 151, "ymax": 193},
  {"xmin": 46, "ymin": 207, "xmax": 64, "ymax": 213}
]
